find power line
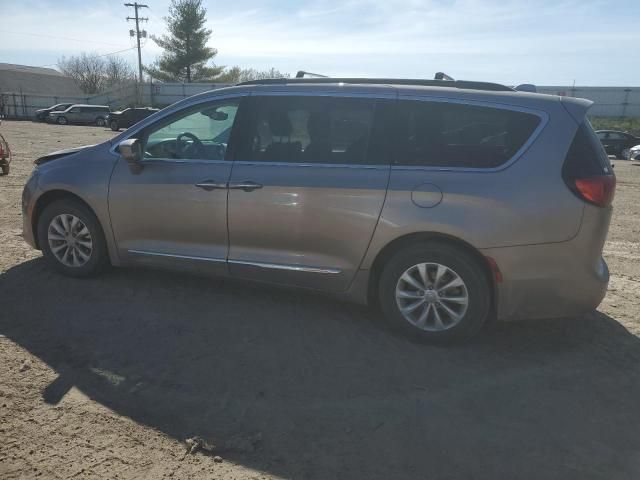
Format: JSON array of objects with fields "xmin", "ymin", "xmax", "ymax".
[
  {"xmin": 0, "ymin": 47, "xmax": 137, "ymax": 71},
  {"xmin": 125, "ymin": 2, "xmax": 149, "ymax": 83},
  {"xmin": 3, "ymin": 30, "xmax": 130, "ymax": 48}
]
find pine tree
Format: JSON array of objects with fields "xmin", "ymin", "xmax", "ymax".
[{"xmin": 145, "ymin": 0, "xmax": 222, "ymax": 83}]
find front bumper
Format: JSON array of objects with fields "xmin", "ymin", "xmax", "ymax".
[{"xmin": 21, "ymin": 169, "xmax": 40, "ymax": 249}]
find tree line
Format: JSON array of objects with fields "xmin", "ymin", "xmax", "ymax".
[{"xmin": 59, "ymin": 0, "xmax": 288, "ymax": 94}]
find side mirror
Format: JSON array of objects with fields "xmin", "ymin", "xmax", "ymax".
[{"xmin": 118, "ymin": 138, "xmax": 142, "ymax": 164}]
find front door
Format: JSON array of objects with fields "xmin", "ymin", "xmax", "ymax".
[
  {"xmin": 66, "ymin": 107, "xmax": 81, "ymax": 123},
  {"xmin": 227, "ymin": 95, "xmax": 392, "ymax": 292},
  {"xmin": 109, "ymin": 96, "xmax": 244, "ymax": 275}
]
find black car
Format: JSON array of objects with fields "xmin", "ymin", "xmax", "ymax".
[
  {"xmin": 596, "ymin": 130, "xmax": 640, "ymax": 159},
  {"xmin": 35, "ymin": 103, "xmax": 73, "ymax": 122},
  {"xmin": 107, "ymin": 107, "xmax": 159, "ymax": 131}
]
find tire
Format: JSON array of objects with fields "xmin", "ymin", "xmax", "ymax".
[
  {"xmin": 57, "ymin": 116, "xmax": 68, "ymax": 125},
  {"xmin": 37, "ymin": 199, "xmax": 109, "ymax": 277},
  {"xmin": 96, "ymin": 117, "xmax": 106, "ymax": 127},
  {"xmin": 1, "ymin": 163, "xmax": 9, "ymax": 176},
  {"xmin": 378, "ymin": 242, "xmax": 490, "ymax": 343},
  {"xmin": 110, "ymin": 120, "xmax": 119, "ymax": 131}
]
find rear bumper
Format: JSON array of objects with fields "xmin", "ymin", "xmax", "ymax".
[{"xmin": 485, "ymin": 242, "xmax": 608, "ymax": 321}]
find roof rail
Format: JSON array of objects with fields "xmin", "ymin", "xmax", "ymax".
[
  {"xmin": 515, "ymin": 83, "xmax": 537, "ymax": 93},
  {"xmin": 237, "ymin": 77, "xmax": 515, "ymax": 92},
  {"xmin": 295, "ymin": 70, "xmax": 329, "ymax": 78}
]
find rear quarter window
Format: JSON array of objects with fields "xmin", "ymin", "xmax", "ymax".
[{"xmin": 394, "ymin": 100, "xmax": 541, "ymax": 168}]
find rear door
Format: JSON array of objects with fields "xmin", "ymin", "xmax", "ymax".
[{"xmin": 226, "ymin": 94, "xmax": 393, "ymax": 292}]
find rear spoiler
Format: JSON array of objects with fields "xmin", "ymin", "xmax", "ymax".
[{"xmin": 560, "ymin": 96, "xmax": 594, "ymax": 124}]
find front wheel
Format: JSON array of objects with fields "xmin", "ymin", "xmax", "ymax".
[
  {"xmin": 379, "ymin": 243, "xmax": 490, "ymax": 343},
  {"xmin": 96, "ymin": 117, "xmax": 106, "ymax": 127},
  {"xmin": 37, "ymin": 199, "xmax": 109, "ymax": 277},
  {"xmin": 110, "ymin": 120, "xmax": 119, "ymax": 131},
  {"xmin": 57, "ymin": 116, "xmax": 68, "ymax": 125}
]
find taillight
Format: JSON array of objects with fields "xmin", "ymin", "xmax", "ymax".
[{"xmin": 574, "ymin": 175, "xmax": 616, "ymax": 207}]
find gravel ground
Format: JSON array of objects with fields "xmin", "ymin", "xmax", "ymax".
[{"xmin": 1, "ymin": 120, "xmax": 640, "ymax": 480}]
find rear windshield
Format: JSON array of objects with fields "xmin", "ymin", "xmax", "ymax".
[{"xmin": 563, "ymin": 120, "xmax": 612, "ymax": 178}]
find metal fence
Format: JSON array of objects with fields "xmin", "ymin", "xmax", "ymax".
[
  {"xmin": 536, "ymin": 86, "xmax": 640, "ymax": 117},
  {"xmin": 2, "ymin": 83, "xmax": 639, "ymax": 120},
  {"xmin": 0, "ymin": 83, "xmax": 232, "ymax": 120}
]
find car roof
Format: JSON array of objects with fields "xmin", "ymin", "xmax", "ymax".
[{"xmin": 181, "ymin": 81, "xmax": 592, "ymax": 114}]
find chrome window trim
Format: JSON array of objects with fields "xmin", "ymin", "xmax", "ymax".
[
  {"xmin": 232, "ymin": 160, "xmax": 389, "ymax": 170},
  {"xmin": 135, "ymin": 158, "xmax": 231, "ymax": 166},
  {"xmin": 128, "ymin": 250, "xmax": 226, "ymax": 263},
  {"xmin": 229, "ymin": 259, "xmax": 342, "ymax": 275},
  {"xmin": 391, "ymin": 94, "xmax": 550, "ymax": 174}
]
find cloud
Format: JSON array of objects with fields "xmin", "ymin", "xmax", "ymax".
[{"xmin": 1, "ymin": 0, "xmax": 639, "ymax": 85}]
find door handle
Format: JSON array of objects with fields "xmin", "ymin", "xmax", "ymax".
[
  {"xmin": 195, "ymin": 180, "xmax": 227, "ymax": 191},
  {"xmin": 228, "ymin": 181, "xmax": 263, "ymax": 192}
]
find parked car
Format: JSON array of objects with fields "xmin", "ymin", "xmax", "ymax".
[
  {"xmin": 48, "ymin": 104, "xmax": 110, "ymax": 126},
  {"xmin": 35, "ymin": 103, "xmax": 73, "ymax": 122},
  {"xmin": 627, "ymin": 144, "xmax": 640, "ymax": 161},
  {"xmin": 107, "ymin": 107, "xmax": 160, "ymax": 131},
  {"xmin": 595, "ymin": 130, "xmax": 640, "ymax": 159},
  {"xmin": 22, "ymin": 77, "xmax": 615, "ymax": 343}
]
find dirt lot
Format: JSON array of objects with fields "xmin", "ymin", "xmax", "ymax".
[{"xmin": 1, "ymin": 120, "xmax": 640, "ymax": 479}]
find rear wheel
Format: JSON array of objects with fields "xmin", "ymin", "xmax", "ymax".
[
  {"xmin": 96, "ymin": 117, "xmax": 106, "ymax": 127},
  {"xmin": 1, "ymin": 163, "xmax": 9, "ymax": 176},
  {"xmin": 110, "ymin": 120, "xmax": 119, "ymax": 131},
  {"xmin": 379, "ymin": 243, "xmax": 490, "ymax": 343},
  {"xmin": 57, "ymin": 116, "xmax": 68, "ymax": 125},
  {"xmin": 37, "ymin": 199, "xmax": 108, "ymax": 277}
]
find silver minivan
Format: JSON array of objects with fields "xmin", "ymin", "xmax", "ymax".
[
  {"xmin": 22, "ymin": 78, "xmax": 615, "ymax": 342},
  {"xmin": 48, "ymin": 104, "xmax": 111, "ymax": 126}
]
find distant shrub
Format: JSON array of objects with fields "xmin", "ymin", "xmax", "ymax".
[{"xmin": 589, "ymin": 117, "xmax": 640, "ymax": 136}]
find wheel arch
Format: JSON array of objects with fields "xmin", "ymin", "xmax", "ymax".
[
  {"xmin": 367, "ymin": 231, "xmax": 498, "ymax": 314},
  {"xmin": 32, "ymin": 190, "xmax": 98, "ymax": 249}
]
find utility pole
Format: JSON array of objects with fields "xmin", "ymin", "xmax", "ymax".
[{"xmin": 125, "ymin": 2, "xmax": 149, "ymax": 83}]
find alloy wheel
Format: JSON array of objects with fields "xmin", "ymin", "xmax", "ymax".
[
  {"xmin": 47, "ymin": 214, "xmax": 93, "ymax": 267},
  {"xmin": 395, "ymin": 262, "xmax": 469, "ymax": 331}
]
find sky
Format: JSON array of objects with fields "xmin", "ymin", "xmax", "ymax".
[{"xmin": 1, "ymin": 0, "xmax": 639, "ymax": 86}]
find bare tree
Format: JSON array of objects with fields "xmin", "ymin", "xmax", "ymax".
[
  {"xmin": 58, "ymin": 53, "xmax": 136, "ymax": 94},
  {"xmin": 104, "ymin": 56, "xmax": 136, "ymax": 88}
]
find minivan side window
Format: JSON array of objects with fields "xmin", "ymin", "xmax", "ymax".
[
  {"xmin": 235, "ymin": 96, "xmax": 380, "ymax": 165},
  {"xmin": 143, "ymin": 99, "xmax": 240, "ymax": 161},
  {"xmin": 394, "ymin": 100, "xmax": 541, "ymax": 168}
]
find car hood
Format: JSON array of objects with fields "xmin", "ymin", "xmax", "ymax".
[{"xmin": 34, "ymin": 145, "xmax": 95, "ymax": 165}]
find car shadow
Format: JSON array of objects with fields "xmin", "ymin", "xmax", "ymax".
[{"xmin": 1, "ymin": 258, "xmax": 640, "ymax": 479}]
